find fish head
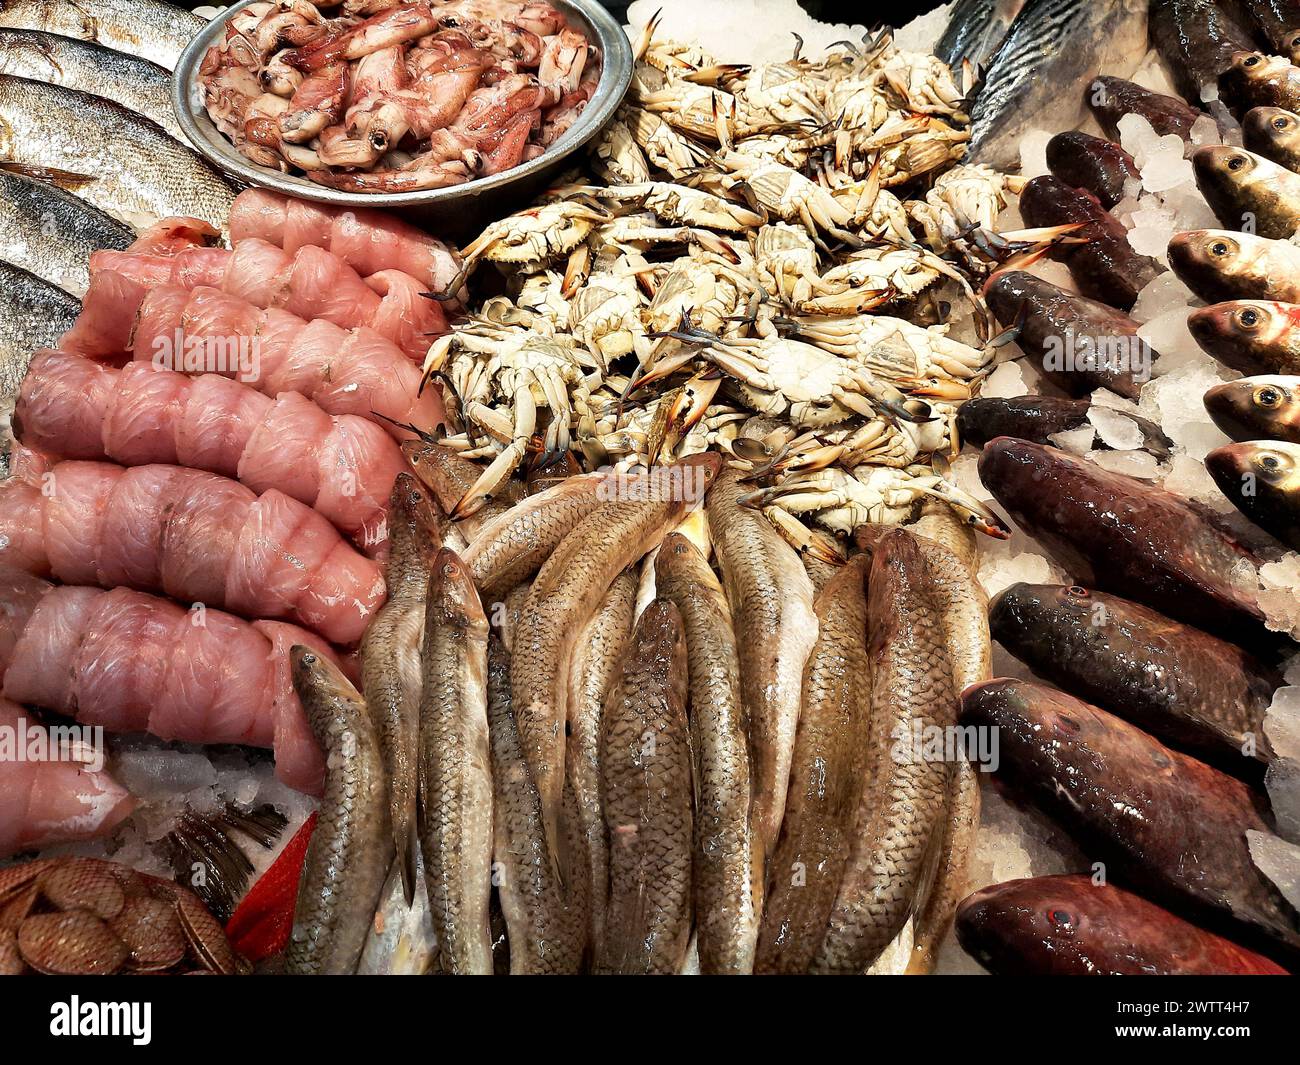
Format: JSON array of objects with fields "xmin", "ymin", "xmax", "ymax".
[
  {"xmin": 974, "ymin": 435, "xmax": 1054, "ymax": 504},
  {"xmin": 1206, "ymin": 441, "xmax": 1300, "ymax": 510},
  {"xmin": 389, "ymin": 470, "xmax": 445, "ymax": 545},
  {"xmin": 988, "ymin": 582, "xmax": 1096, "ymax": 639},
  {"xmin": 429, "ymin": 547, "xmax": 488, "ymax": 632},
  {"xmin": 955, "ymin": 875, "xmax": 1099, "ymax": 975},
  {"xmin": 1167, "ymin": 230, "xmax": 1248, "ymax": 296},
  {"xmin": 1220, "ymin": 51, "xmax": 1275, "ymax": 98},
  {"xmin": 1204, "ymin": 376, "xmax": 1300, "ymax": 441},
  {"xmin": 1243, "ymin": 106, "xmax": 1300, "ymax": 154},
  {"xmin": 1192, "ymin": 146, "xmax": 1267, "ymax": 227},
  {"xmin": 984, "ymin": 270, "xmax": 1048, "ymax": 328},
  {"xmin": 1187, "ymin": 300, "xmax": 1295, "ymax": 372},
  {"xmin": 1284, "ymin": 28, "xmax": 1300, "ymax": 67},
  {"xmin": 400, "ymin": 439, "xmax": 474, "ymax": 514}
]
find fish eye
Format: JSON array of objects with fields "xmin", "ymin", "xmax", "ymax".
[
  {"xmin": 1054, "ymin": 714, "xmax": 1081, "ymax": 735},
  {"xmin": 1066, "ymin": 585, "xmax": 1090, "ymax": 599},
  {"xmin": 1237, "ymin": 307, "xmax": 1262, "ymax": 328},
  {"xmin": 1256, "ymin": 386, "xmax": 1283, "ymax": 407},
  {"xmin": 1275, "ymin": 116, "xmax": 1293, "ymax": 132},
  {"xmin": 1047, "ymin": 908, "xmax": 1077, "ymax": 930},
  {"xmin": 1258, "ymin": 452, "xmax": 1284, "ymax": 472},
  {"xmin": 1244, "ymin": 54, "xmax": 1262, "ymax": 67},
  {"xmin": 1210, "ymin": 240, "xmax": 1232, "ymax": 257},
  {"xmin": 1227, "ymin": 154, "xmax": 1248, "ymax": 171}
]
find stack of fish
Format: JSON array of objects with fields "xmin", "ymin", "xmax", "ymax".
[{"xmin": 941, "ymin": 0, "xmax": 1300, "ymax": 974}]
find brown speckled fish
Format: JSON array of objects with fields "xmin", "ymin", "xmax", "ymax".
[
  {"xmin": 813, "ymin": 529, "xmax": 955, "ymax": 974},
  {"xmin": 286, "ymin": 647, "xmax": 390, "ymax": 975},
  {"xmin": 756, "ymin": 556, "xmax": 869, "ymax": 974},
  {"xmin": 567, "ymin": 568, "xmax": 638, "ymax": 953},
  {"xmin": 417, "ymin": 548, "xmax": 493, "ymax": 975},
  {"xmin": 706, "ymin": 467, "xmax": 818, "ymax": 858},
  {"xmin": 596, "ymin": 598, "xmax": 693, "ymax": 975},
  {"xmin": 360, "ymin": 473, "xmax": 442, "ymax": 904},
  {"xmin": 512, "ymin": 455, "xmax": 720, "ymax": 870},
  {"xmin": 487, "ymin": 636, "xmax": 586, "ymax": 974},
  {"xmin": 656, "ymin": 532, "xmax": 758, "ymax": 974}
]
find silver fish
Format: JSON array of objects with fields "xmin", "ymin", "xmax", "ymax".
[
  {"xmin": 0, "ymin": 29, "xmax": 180, "ymax": 137},
  {"xmin": 0, "ymin": 170, "xmax": 131, "ymax": 296},
  {"xmin": 0, "ymin": 74, "xmax": 235, "ymax": 232},
  {"xmin": 1, "ymin": 259, "xmax": 77, "ymax": 399},
  {"xmin": 968, "ymin": 0, "xmax": 1149, "ymax": 171},
  {"xmin": 356, "ymin": 853, "xmax": 438, "ymax": 975},
  {"xmin": 0, "ymin": 0, "xmax": 205, "ymax": 70},
  {"xmin": 935, "ymin": 0, "xmax": 1027, "ymax": 72}
]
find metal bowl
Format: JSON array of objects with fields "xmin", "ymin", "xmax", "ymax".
[{"xmin": 172, "ymin": 0, "xmax": 633, "ymax": 236}]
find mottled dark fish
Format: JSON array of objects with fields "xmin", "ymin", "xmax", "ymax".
[
  {"xmin": 966, "ymin": 0, "xmax": 1149, "ymax": 171},
  {"xmin": 1045, "ymin": 131, "xmax": 1139, "ymax": 210},
  {"xmin": 985, "ymin": 271, "xmax": 1154, "ymax": 398},
  {"xmin": 1188, "ymin": 299, "xmax": 1300, "ymax": 373},
  {"xmin": 957, "ymin": 875, "xmax": 1289, "ymax": 975},
  {"xmin": 1192, "ymin": 145, "xmax": 1300, "ymax": 239},
  {"xmin": 990, "ymin": 583, "xmax": 1279, "ymax": 765},
  {"xmin": 0, "ymin": 28, "xmax": 179, "ymax": 137},
  {"xmin": 958, "ymin": 394, "xmax": 1171, "ymax": 455},
  {"xmin": 1088, "ymin": 75, "xmax": 1207, "ymax": 142},
  {"xmin": 1150, "ymin": 0, "xmax": 1257, "ymax": 103},
  {"xmin": 977, "ymin": 437, "xmax": 1270, "ymax": 647},
  {"xmin": 1205, "ymin": 374, "xmax": 1300, "ymax": 442},
  {"xmin": 934, "ymin": 0, "xmax": 1026, "ymax": 72},
  {"xmin": 1207, "ymin": 439, "xmax": 1300, "ymax": 549},
  {"xmin": 1169, "ymin": 228, "xmax": 1300, "ymax": 303},
  {"xmin": 0, "ymin": 0, "xmax": 204, "ymax": 70},
  {"xmin": 1017, "ymin": 176, "xmax": 1164, "ymax": 311},
  {"xmin": 961, "ymin": 679, "xmax": 1300, "ymax": 952}
]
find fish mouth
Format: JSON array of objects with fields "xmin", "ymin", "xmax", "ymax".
[
  {"xmin": 1204, "ymin": 444, "xmax": 1251, "ymax": 492},
  {"xmin": 1202, "ymin": 382, "xmax": 1257, "ymax": 439},
  {"xmin": 1166, "ymin": 231, "xmax": 1231, "ymax": 284},
  {"xmin": 1186, "ymin": 306, "xmax": 1234, "ymax": 358}
]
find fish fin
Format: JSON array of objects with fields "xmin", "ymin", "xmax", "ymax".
[
  {"xmin": 396, "ymin": 817, "xmax": 417, "ymax": 907},
  {"xmin": 0, "ymin": 160, "xmax": 97, "ymax": 189}
]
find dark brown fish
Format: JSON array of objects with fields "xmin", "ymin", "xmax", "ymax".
[
  {"xmin": 1088, "ymin": 75, "xmax": 1206, "ymax": 142},
  {"xmin": 1150, "ymin": 0, "xmax": 1257, "ymax": 104},
  {"xmin": 1205, "ymin": 374, "xmax": 1300, "ymax": 442},
  {"xmin": 1220, "ymin": 51, "xmax": 1300, "ymax": 117},
  {"xmin": 596, "ymin": 598, "xmax": 693, "ymax": 975},
  {"xmin": 977, "ymin": 437, "xmax": 1270, "ymax": 646},
  {"xmin": 957, "ymin": 875, "xmax": 1290, "ymax": 975},
  {"xmin": 286, "ymin": 647, "xmax": 390, "ymax": 976},
  {"xmin": 1045, "ymin": 131, "xmax": 1139, "ymax": 210},
  {"xmin": 1243, "ymin": 105, "xmax": 1300, "ymax": 171},
  {"xmin": 989, "ymin": 583, "xmax": 1280, "ymax": 764},
  {"xmin": 755, "ymin": 556, "xmax": 870, "ymax": 975},
  {"xmin": 1192, "ymin": 145, "xmax": 1300, "ymax": 238},
  {"xmin": 812, "ymin": 530, "xmax": 954, "ymax": 974},
  {"xmin": 1207, "ymin": 439, "xmax": 1300, "ymax": 548},
  {"xmin": 1168, "ymin": 228, "xmax": 1300, "ymax": 303},
  {"xmin": 1237, "ymin": 0, "xmax": 1300, "ymax": 52},
  {"xmin": 985, "ymin": 271, "xmax": 1153, "ymax": 398},
  {"xmin": 957, "ymin": 394, "xmax": 1171, "ymax": 455},
  {"xmin": 1017, "ymin": 176, "xmax": 1164, "ymax": 311},
  {"xmin": 960, "ymin": 679, "xmax": 1300, "ymax": 952},
  {"xmin": 1188, "ymin": 299, "xmax": 1300, "ymax": 373}
]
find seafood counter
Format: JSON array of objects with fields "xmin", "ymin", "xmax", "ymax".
[{"xmin": 0, "ymin": 0, "xmax": 1296, "ymax": 978}]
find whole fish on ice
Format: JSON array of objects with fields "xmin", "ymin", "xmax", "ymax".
[{"xmin": 0, "ymin": 0, "xmax": 204, "ymax": 70}]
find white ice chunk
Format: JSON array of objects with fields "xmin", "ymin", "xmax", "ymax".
[
  {"xmin": 1018, "ymin": 129, "xmax": 1055, "ymax": 180},
  {"xmin": 1089, "ymin": 449, "xmax": 1161, "ymax": 479},
  {"xmin": 981, "ymin": 361, "xmax": 1027, "ymax": 399},
  {"xmin": 1049, "ymin": 426, "xmax": 1097, "ymax": 455},
  {"xmin": 1190, "ymin": 114, "xmax": 1223, "ymax": 147},
  {"xmin": 1088, "ymin": 405, "xmax": 1145, "ymax": 450},
  {"xmin": 1247, "ymin": 830, "xmax": 1300, "ymax": 911}
]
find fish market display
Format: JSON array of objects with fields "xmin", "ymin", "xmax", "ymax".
[
  {"xmin": 198, "ymin": 0, "xmax": 601, "ymax": 191},
  {"xmin": 2, "ymin": 0, "xmax": 1299, "ymax": 986}
]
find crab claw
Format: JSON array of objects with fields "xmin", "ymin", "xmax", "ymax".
[
  {"xmin": 450, "ymin": 386, "xmax": 537, "ymax": 519},
  {"xmin": 763, "ymin": 505, "xmax": 846, "ymax": 566},
  {"xmin": 919, "ymin": 471, "xmax": 1011, "ymax": 540}
]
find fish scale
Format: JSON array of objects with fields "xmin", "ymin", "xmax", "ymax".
[
  {"xmin": 0, "ymin": 74, "xmax": 235, "ymax": 233},
  {"xmin": 0, "ymin": 170, "xmax": 131, "ymax": 297},
  {"xmin": 0, "ymin": 261, "xmax": 77, "ymax": 407},
  {"xmin": 417, "ymin": 548, "xmax": 494, "ymax": 975},
  {"xmin": 0, "ymin": 0, "xmax": 204, "ymax": 71},
  {"xmin": 967, "ymin": 0, "xmax": 1148, "ymax": 172},
  {"xmin": 934, "ymin": 0, "xmax": 1026, "ymax": 73}
]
